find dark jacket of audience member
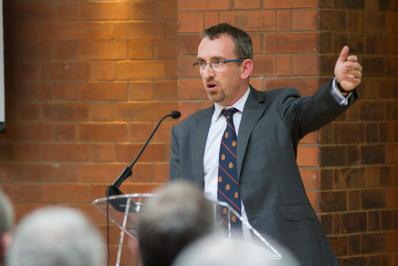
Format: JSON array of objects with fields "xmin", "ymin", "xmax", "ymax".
[{"xmin": 0, "ymin": 190, "xmax": 14, "ymax": 266}]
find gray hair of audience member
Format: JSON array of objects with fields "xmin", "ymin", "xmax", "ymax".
[
  {"xmin": 172, "ymin": 235, "xmax": 301, "ymax": 266},
  {"xmin": 0, "ymin": 190, "xmax": 14, "ymax": 236},
  {"xmin": 137, "ymin": 181, "xmax": 215, "ymax": 266},
  {"xmin": 6, "ymin": 207, "xmax": 105, "ymax": 266}
]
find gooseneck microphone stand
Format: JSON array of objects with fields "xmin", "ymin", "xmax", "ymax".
[
  {"xmin": 106, "ymin": 110, "xmax": 181, "ymax": 197},
  {"xmin": 104, "ymin": 110, "xmax": 181, "ymax": 266}
]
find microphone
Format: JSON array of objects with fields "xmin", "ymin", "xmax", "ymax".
[{"xmin": 106, "ymin": 110, "xmax": 181, "ymax": 197}]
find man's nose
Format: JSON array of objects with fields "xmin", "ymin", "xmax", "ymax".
[{"xmin": 201, "ymin": 64, "xmax": 215, "ymax": 78}]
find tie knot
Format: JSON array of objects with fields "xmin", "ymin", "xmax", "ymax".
[{"xmin": 221, "ymin": 108, "xmax": 238, "ymax": 120}]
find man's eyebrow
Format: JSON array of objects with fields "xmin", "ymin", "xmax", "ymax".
[{"xmin": 196, "ymin": 56, "xmax": 224, "ymax": 61}]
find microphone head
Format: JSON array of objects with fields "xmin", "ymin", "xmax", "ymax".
[{"xmin": 170, "ymin": 111, "xmax": 181, "ymax": 119}]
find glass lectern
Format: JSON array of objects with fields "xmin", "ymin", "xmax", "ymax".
[{"xmin": 93, "ymin": 193, "xmax": 281, "ymax": 266}]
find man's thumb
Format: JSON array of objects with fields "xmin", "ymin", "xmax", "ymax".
[{"xmin": 338, "ymin": 45, "xmax": 349, "ymax": 63}]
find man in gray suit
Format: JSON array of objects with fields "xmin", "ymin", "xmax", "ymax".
[{"xmin": 170, "ymin": 23, "xmax": 362, "ymax": 266}]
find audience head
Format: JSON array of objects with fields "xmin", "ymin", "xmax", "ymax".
[
  {"xmin": 0, "ymin": 190, "xmax": 14, "ymax": 266},
  {"xmin": 172, "ymin": 235, "xmax": 300, "ymax": 266},
  {"xmin": 137, "ymin": 181, "xmax": 215, "ymax": 266},
  {"xmin": 6, "ymin": 207, "xmax": 105, "ymax": 266}
]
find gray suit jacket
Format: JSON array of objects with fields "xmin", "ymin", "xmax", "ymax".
[{"xmin": 170, "ymin": 80, "xmax": 357, "ymax": 266}]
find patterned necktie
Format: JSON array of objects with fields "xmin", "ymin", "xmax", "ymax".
[{"xmin": 217, "ymin": 108, "xmax": 241, "ymax": 231}]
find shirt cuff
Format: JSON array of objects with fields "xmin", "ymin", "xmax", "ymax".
[{"xmin": 331, "ymin": 78, "xmax": 351, "ymax": 106}]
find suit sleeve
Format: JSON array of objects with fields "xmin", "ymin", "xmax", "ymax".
[
  {"xmin": 169, "ymin": 126, "xmax": 180, "ymax": 180},
  {"xmin": 278, "ymin": 79, "xmax": 358, "ymax": 140}
]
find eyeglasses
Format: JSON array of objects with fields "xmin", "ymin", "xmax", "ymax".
[{"xmin": 193, "ymin": 58, "xmax": 245, "ymax": 73}]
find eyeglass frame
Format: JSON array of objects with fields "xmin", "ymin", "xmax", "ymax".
[{"xmin": 192, "ymin": 58, "xmax": 247, "ymax": 72}]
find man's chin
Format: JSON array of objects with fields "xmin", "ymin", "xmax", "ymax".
[{"xmin": 208, "ymin": 96, "xmax": 226, "ymax": 105}]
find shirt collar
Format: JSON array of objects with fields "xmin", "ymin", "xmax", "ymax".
[{"xmin": 212, "ymin": 87, "xmax": 250, "ymax": 123}]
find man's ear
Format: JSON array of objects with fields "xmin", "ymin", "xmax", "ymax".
[{"xmin": 240, "ymin": 59, "xmax": 253, "ymax": 79}]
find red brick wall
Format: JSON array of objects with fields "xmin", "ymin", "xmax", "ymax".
[
  {"xmin": 0, "ymin": 0, "xmax": 397, "ymax": 265},
  {"xmin": 0, "ymin": 0, "xmax": 177, "ymax": 264},
  {"xmin": 318, "ymin": 1, "xmax": 398, "ymax": 265}
]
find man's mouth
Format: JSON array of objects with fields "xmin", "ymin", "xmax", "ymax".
[{"xmin": 207, "ymin": 83, "xmax": 216, "ymax": 89}]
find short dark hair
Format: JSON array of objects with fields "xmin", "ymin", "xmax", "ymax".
[
  {"xmin": 137, "ymin": 182, "xmax": 215, "ymax": 266},
  {"xmin": 203, "ymin": 23, "xmax": 253, "ymax": 59}
]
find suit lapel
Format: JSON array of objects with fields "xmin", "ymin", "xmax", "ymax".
[
  {"xmin": 191, "ymin": 107, "xmax": 213, "ymax": 187},
  {"xmin": 237, "ymin": 87, "xmax": 267, "ymax": 178}
]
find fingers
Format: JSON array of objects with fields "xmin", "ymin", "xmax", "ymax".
[
  {"xmin": 339, "ymin": 63, "xmax": 362, "ymax": 88},
  {"xmin": 342, "ymin": 70, "xmax": 362, "ymax": 83},
  {"xmin": 338, "ymin": 75, "xmax": 362, "ymax": 91},
  {"xmin": 345, "ymin": 78, "xmax": 361, "ymax": 86},
  {"xmin": 340, "ymin": 68, "xmax": 362, "ymax": 79},
  {"xmin": 344, "ymin": 72, "xmax": 362, "ymax": 80},
  {"xmin": 356, "ymin": 64, "xmax": 363, "ymax": 72},
  {"xmin": 353, "ymin": 70, "xmax": 362, "ymax": 79},
  {"xmin": 344, "ymin": 69, "xmax": 362, "ymax": 79},
  {"xmin": 344, "ymin": 49, "xmax": 362, "ymax": 71},
  {"xmin": 347, "ymin": 55, "xmax": 358, "ymax": 62},
  {"xmin": 341, "ymin": 61, "xmax": 363, "ymax": 73}
]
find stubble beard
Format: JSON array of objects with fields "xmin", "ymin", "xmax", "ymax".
[{"xmin": 207, "ymin": 89, "xmax": 226, "ymax": 105}]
